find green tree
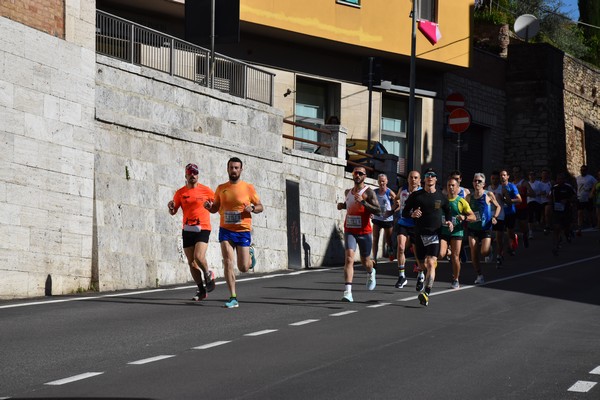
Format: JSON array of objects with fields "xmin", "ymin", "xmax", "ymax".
[
  {"xmin": 578, "ymin": 0, "xmax": 600, "ymax": 66},
  {"xmin": 474, "ymin": 0, "xmax": 589, "ymax": 60}
]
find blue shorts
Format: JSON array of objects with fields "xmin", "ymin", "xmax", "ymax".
[
  {"xmin": 344, "ymin": 232, "xmax": 372, "ymax": 257},
  {"xmin": 219, "ymin": 228, "xmax": 252, "ymax": 247}
]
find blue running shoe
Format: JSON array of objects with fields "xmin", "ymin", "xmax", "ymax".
[
  {"xmin": 224, "ymin": 297, "xmax": 239, "ymax": 308},
  {"xmin": 366, "ymin": 269, "xmax": 376, "ymax": 291},
  {"xmin": 249, "ymin": 245, "xmax": 256, "ymax": 270}
]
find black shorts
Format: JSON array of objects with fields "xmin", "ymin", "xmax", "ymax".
[
  {"xmin": 527, "ymin": 202, "xmax": 541, "ymax": 223},
  {"xmin": 373, "ymin": 219, "xmax": 394, "ymax": 229},
  {"xmin": 515, "ymin": 208, "xmax": 528, "ymax": 221},
  {"xmin": 468, "ymin": 229, "xmax": 493, "ymax": 241},
  {"xmin": 552, "ymin": 212, "xmax": 572, "ymax": 228},
  {"xmin": 396, "ymin": 224, "xmax": 415, "ymax": 239},
  {"xmin": 504, "ymin": 214, "xmax": 517, "ymax": 229},
  {"xmin": 414, "ymin": 233, "xmax": 440, "ymax": 260},
  {"xmin": 182, "ymin": 229, "xmax": 211, "ymax": 248},
  {"xmin": 577, "ymin": 200, "xmax": 594, "ymax": 211},
  {"xmin": 492, "ymin": 219, "xmax": 505, "ymax": 232}
]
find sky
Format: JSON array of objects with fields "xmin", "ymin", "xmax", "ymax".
[{"xmin": 559, "ymin": 0, "xmax": 580, "ymax": 21}]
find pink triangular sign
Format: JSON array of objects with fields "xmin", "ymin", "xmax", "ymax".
[{"xmin": 418, "ymin": 20, "xmax": 442, "ymax": 45}]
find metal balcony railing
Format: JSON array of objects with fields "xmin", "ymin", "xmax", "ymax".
[{"xmin": 96, "ymin": 10, "xmax": 275, "ymax": 106}]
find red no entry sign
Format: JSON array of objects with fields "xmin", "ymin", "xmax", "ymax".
[
  {"xmin": 445, "ymin": 92, "xmax": 465, "ymax": 113},
  {"xmin": 448, "ymin": 108, "xmax": 471, "ymax": 133}
]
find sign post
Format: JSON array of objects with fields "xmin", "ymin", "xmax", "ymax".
[{"xmin": 448, "ymin": 108, "xmax": 471, "ymax": 172}]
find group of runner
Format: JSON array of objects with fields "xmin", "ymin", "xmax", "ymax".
[
  {"xmin": 168, "ymin": 157, "xmax": 263, "ymax": 308},
  {"xmin": 342, "ymin": 164, "xmax": 600, "ymax": 307}
]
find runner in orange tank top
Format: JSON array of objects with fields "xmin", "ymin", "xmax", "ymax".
[{"xmin": 336, "ymin": 166, "xmax": 381, "ymax": 303}]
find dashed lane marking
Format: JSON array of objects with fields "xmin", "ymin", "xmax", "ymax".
[
  {"xmin": 244, "ymin": 329, "xmax": 278, "ymax": 337},
  {"xmin": 591, "ymin": 366, "xmax": 600, "ymax": 374},
  {"xmin": 45, "ymin": 372, "xmax": 104, "ymax": 386},
  {"xmin": 193, "ymin": 341, "xmax": 231, "ymax": 350},
  {"xmin": 289, "ymin": 319, "xmax": 320, "ymax": 326},
  {"xmin": 330, "ymin": 310, "xmax": 358, "ymax": 317},
  {"xmin": 127, "ymin": 355, "xmax": 175, "ymax": 365},
  {"xmin": 568, "ymin": 381, "xmax": 597, "ymax": 393},
  {"xmin": 367, "ymin": 303, "xmax": 391, "ymax": 308}
]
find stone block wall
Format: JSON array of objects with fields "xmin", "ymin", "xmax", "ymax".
[
  {"xmin": 0, "ymin": 15, "xmax": 96, "ymax": 298},
  {"xmin": 93, "ymin": 56, "xmax": 348, "ymax": 292}
]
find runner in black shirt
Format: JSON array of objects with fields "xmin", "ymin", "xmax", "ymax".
[
  {"xmin": 402, "ymin": 168, "xmax": 453, "ymax": 306},
  {"xmin": 550, "ymin": 172, "xmax": 576, "ymax": 255}
]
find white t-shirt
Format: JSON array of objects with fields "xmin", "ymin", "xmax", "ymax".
[{"xmin": 576, "ymin": 174, "xmax": 598, "ymax": 202}]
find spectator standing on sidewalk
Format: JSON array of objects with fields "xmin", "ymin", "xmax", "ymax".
[
  {"xmin": 402, "ymin": 168, "xmax": 453, "ymax": 307},
  {"xmin": 168, "ymin": 163, "xmax": 216, "ymax": 301},
  {"xmin": 336, "ymin": 166, "xmax": 381, "ymax": 302}
]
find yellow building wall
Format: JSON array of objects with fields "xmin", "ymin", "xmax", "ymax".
[{"xmin": 241, "ymin": 0, "xmax": 473, "ymax": 67}]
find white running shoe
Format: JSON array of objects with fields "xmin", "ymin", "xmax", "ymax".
[
  {"xmin": 366, "ymin": 269, "xmax": 376, "ymax": 291},
  {"xmin": 474, "ymin": 275, "xmax": 485, "ymax": 284},
  {"xmin": 341, "ymin": 290, "xmax": 353, "ymax": 302}
]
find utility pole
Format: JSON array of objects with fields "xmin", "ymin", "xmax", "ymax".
[{"xmin": 407, "ymin": 0, "xmax": 418, "ymax": 172}]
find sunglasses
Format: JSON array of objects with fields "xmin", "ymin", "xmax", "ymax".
[
  {"xmin": 424, "ymin": 173, "xmax": 437, "ymax": 178},
  {"xmin": 353, "ymin": 171, "xmax": 366, "ymax": 176},
  {"xmin": 186, "ymin": 168, "xmax": 199, "ymax": 175},
  {"xmin": 473, "ymin": 179, "xmax": 483, "ymax": 183}
]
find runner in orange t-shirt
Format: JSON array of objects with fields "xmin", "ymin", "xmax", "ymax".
[
  {"xmin": 205, "ymin": 157, "xmax": 263, "ymax": 308},
  {"xmin": 168, "ymin": 163, "xmax": 216, "ymax": 301}
]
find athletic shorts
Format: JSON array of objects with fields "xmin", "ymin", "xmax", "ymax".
[
  {"xmin": 504, "ymin": 214, "xmax": 517, "ymax": 229},
  {"xmin": 468, "ymin": 229, "xmax": 493, "ymax": 242},
  {"xmin": 577, "ymin": 200, "xmax": 593, "ymax": 211},
  {"xmin": 527, "ymin": 202, "xmax": 541, "ymax": 223},
  {"xmin": 372, "ymin": 219, "xmax": 394, "ymax": 229},
  {"xmin": 552, "ymin": 211, "xmax": 572, "ymax": 228},
  {"xmin": 440, "ymin": 233, "xmax": 463, "ymax": 242},
  {"xmin": 218, "ymin": 227, "xmax": 252, "ymax": 247},
  {"xmin": 182, "ymin": 229, "xmax": 210, "ymax": 248},
  {"xmin": 344, "ymin": 232, "xmax": 372, "ymax": 257},
  {"xmin": 396, "ymin": 224, "xmax": 415, "ymax": 240},
  {"xmin": 492, "ymin": 219, "xmax": 505, "ymax": 232},
  {"xmin": 515, "ymin": 208, "xmax": 528, "ymax": 221},
  {"xmin": 414, "ymin": 233, "xmax": 440, "ymax": 260}
]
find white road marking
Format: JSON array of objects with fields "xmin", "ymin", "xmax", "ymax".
[
  {"xmin": 591, "ymin": 366, "xmax": 600, "ymax": 375},
  {"xmin": 0, "ymin": 269, "xmax": 330, "ymax": 310},
  {"xmin": 330, "ymin": 310, "xmax": 358, "ymax": 317},
  {"xmin": 193, "ymin": 341, "xmax": 231, "ymax": 350},
  {"xmin": 245, "ymin": 329, "xmax": 278, "ymax": 336},
  {"xmin": 127, "ymin": 355, "xmax": 175, "ymax": 365},
  {"xmin": 367, "ymin": 303, "xmax": 391, "ymax": 308},
  {"xmin": 568, "ymin": 380, "xmax": 597, "ymax": 392},
  {"xmin": 45, "ymin": 372, "xmax": 104, "ymax": 385},
  {"xmin": 289, "ymin": 319, "xmax": 319, "ymax": 326}
]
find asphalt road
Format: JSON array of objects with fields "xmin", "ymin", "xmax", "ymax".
[{"xmin": 1, "ymin": 229, "xmax": 599, "ymax": 400}]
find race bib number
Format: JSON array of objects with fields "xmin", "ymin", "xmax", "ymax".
[
  {"xmin": 420, "ymin": 234, "xmax": 439, "ymax": 247},
  {"xmin": 224, "ymin": 211, "xmax": 242, "ymax": 224},
  {"xmin": 183, "ymin": 224, "xmax": 202, "ymax": 232},
  {"xmin": 553, "ymin": 202, "xmax": 565, "ymax": 212},
  {"xmin": 346, "ymin": 215, "xmax": 362, "ymax": 229},
  {"xmin": 473, "ymin": 211, "xmax": 481, "ymax": 221}
]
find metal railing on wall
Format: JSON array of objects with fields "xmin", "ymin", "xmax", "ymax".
[{"xmin": 96, "ymin": 10, "xmax": 275, "ymax": 106}]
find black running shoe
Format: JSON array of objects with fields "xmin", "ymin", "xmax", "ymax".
[
  {"xmin": 418, "ymin": 292, "xmax": 429, "ymax": 306},
  {"xmin": 395, "ymin": 276, "xmax": 408, "ymax": 288},
  {"xmin": 415, "ymin": 273, "xmax": 425, "ymax": 292},
  {"xmin": 192, "ymin": 288, "xmax": 207, "ymax": 301},
  {"xmin": 205, "ymin": 270, "xmax": 216, "ymax": 293}
]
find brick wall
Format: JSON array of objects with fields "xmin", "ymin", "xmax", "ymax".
[{"xmin": 0, "ymin": 0, "xmax": 65, "ymax": 38}]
